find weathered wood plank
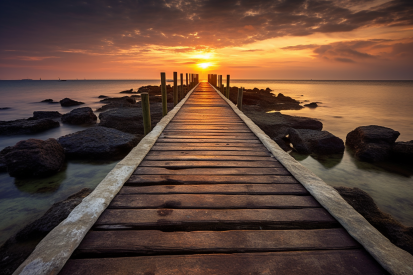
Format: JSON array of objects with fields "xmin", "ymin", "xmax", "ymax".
[
  {"xmin": 146, "ymin": 150, "xmax": 272, "ymax": 156},
  {"xmin": 126, "ymin": 175, "xmax": 298, "ymax": 185},
  {"xmin": 139, "ymin": 160, "xmax": 282, "ymax": 168},
  {"xmin": 108, "ymin": 194, "xmax": 320, "ymax": 209},
  {"xmin": 61, "ymin": 250, "xmax": 386, "ymax": 275},
  {"xmin": 74, "ymin": 229, "xmax": 359, "ymax": 257},
  {"xmin": 133, "ymin": 167, "xmax": 290, "ymax": 175},
  {"xmin": 119, "ymin": 184, "xmax": 308, "ymax": 195},
  {"xmin": 153, "ymin": 142, "xmax": 263, "ymax": 147},
  {"xmin": 151, "ymin": 146, "xmax": 268, "ymax": 151},
  {"xmin": 143, "ymin": 155, "xmax": 276, "ymax": 161},
  {"xmin": 157, "ymin": 139, "xmax": 261, "ymax": 143},
  {"xmin": 94, "ymin": 208, "xmax": 337, "ymax": 230},
  {"xmin": 162, "ymin": 129, "xmax": 252, "ymax": 133}
]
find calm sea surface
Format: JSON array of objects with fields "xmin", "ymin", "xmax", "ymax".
[{"xmin": 0, "ymin": 79, "xmax": 412, "ymax": 245}]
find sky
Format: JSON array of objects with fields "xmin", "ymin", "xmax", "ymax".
[{"xmin": 1, "ymin": 0, "xmax": 412, "ymax": 80}]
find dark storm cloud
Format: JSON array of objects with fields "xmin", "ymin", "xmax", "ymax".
[{"xmin": 0, "ymin": 0, "xmax": 412, "ymax": 56}]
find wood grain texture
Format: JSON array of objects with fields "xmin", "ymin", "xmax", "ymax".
[
  {"xmin": 133, "ymin": 167, "xmax": 290, "ymax": 175},
  {"xmin": 138, "ymin": 160, "xmax": 283, "ymax": 168}
]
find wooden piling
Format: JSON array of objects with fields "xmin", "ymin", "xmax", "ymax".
[
  {"xmin": 180, "ymin": 73, "xmax": 183, "ymax": 101},
  {"xmin": 141, "ymin": 92, "xmax": 151, "ymax": 135},
  {"xmin": 237, "ymin": 87, "xmax": 243, "ymax": 111},
  {"xmin": 173, "ymin": 72, "xmax": 178, "ymax": 106},
  {"xmin": 226, "ymin": 75, "xmax": 230, "ymax": 98},
  {"xmin": 160, "ymin": 72, "xmax": 167, "ymax": 117},
  {"xmin": 186, "ymin": 73, "xmax": 188, "ymax": 95}
]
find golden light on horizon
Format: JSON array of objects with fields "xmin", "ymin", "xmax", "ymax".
[{"xmin": 198, "ymin": 62, "xmax": 212, "ymax": 69}]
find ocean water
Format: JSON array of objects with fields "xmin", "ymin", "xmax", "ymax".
[{"xmin": 0, "ymin": 79, "xmax": 412, "ymax": 245}]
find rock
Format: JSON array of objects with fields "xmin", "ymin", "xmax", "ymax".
[
  {"xmin": 0, "ymin": 107, "xmax": 11, "ymax": 110},
  {"xmin": 98, "ymin": 108, "xmax": 143, "ymax": 134},
  {"xmin": 391, "ymin": 141, "xmax": 413, "ymax": 160},
  {"xmin": 304, "ymin": 102, "xmax": 318, "ymax": 108},
  {"xmin": 120, "ymin": 88, "xmax": 134, "ymax": 93},
  {"xmin": 32, "ymin": 111, "xmax": 62, "ymax": 120},
  {"xmin": 0, "ymin": 188, "xmax": 92, "ymax": 275},
  {"xmin": 61, "ymin": 107, "xmax": 97, "ymax": 125},
  {"xmin": 57, "ymin": 126, "xmax": 140, "ymax": 159},
  {"xmin": 40, "ymin": 99, "xmax": 56, "ymax": 103},
  {"xmin": 4, "ymin": 139, "xmax": 65, "ymax": 177},
  {"xmin": 335, "ymin": 186, "xmax": 413, "ymax": 255},
  {"xmin": 0, "ymin": 146, "xmax": 12, "ymax": 172},
  {"xmin": 346, "ymin": 125, "xmax": 400, "ymax": 147},
  {"xmin": 97, "ymin": 96, "xmax": 137, "ymax": 111},
  {"xmin": 98, "ymin": 95, "xmax": 108, "ymax": 98},
  {"xmin": 289, "ymin": 128, "xmax": 345, "ymax": 155},
  {"xmin": 346, "ymin": 125, "xmax": 400, "ymax": 162},
  {"xmin": 59, "ymin": 97, "xmax": 84, "ymax": 107},
  {"xmin": 0, "ymin": 118, "xmax": 60, "ymax": 135}
]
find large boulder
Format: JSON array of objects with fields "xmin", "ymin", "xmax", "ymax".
[
  {"xmin": 392, "ymin": 141, "xmax": 413, "ymax": 160},
  {"xmin": 0, "ymin": 119, "xmax": 59, "ymax": 135},
  {"xmin": 61, "ymin": 107, "xmax": 97, "ymax": 125},
  {"xmin": 58, "ymin": 126, "xmax": 140, "ymax": 159},
  {"xmin": 289, "ymin": 128, "xmax": 345, "ymax": 155},
  {"xmin": 32, "ymin": 111, "xmax": 62, "ymax": 120},
  {"xmin": 346, "ymin": 125, "xmax": 400, "ymax": 162},
  {"xmin": 97, "ymin": 96, "xmax": 137, "ymax": 111},
  {"xmin": 4, "ymin": 139, "xmax": 65, "ymax": 177},
  {"xmin": 60, "ymin": 98, "xmax": 84, "ymax": 107},
  {"xmin": 99, "ymin": 108, "xmax": 143, "ymax": 134},
  {"xmin": 0, "ymin": 146, "xmax": 12, "ymax": 172}
]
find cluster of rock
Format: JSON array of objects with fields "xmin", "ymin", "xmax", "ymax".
[
  {"xmin": 61, "ymin": 107, "xmax": 97, "ymax": 125},
  {"xmin": 346, "ymin": 125, "xmax": 413, "ymax": 162}
]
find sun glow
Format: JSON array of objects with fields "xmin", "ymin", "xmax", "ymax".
[{"xmin": 198, "ymin": 62, "xmax": 212, "ymax": 69}]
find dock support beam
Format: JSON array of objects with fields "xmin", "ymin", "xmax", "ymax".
[
  {"xmin": 160, "ymin": 72, "xmax": 167, "ymax": 117},
  {"xmin": 173, "ymin": 72, "xmax": 178, "ymax": 106},
  {"xmin": 141, "ymin": 92, "xmax": 151, "ymax": 135}
]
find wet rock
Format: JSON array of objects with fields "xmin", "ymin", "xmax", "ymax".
[
  {"xmin": 98, "ymin": 95, "xmax": 108, "ymax": 98},
  {"xmin": 335, "ymin": 186, "xmax": 413, "ymax": 255},
  {"xmin": 0, "ymin": 146, "xmax": 12, "ymax": 172},
  {"xmin": 98, "ymin": 108, "xmax": 142, "ymax": 134},
  {"xmin": 346, "ymin": 125, "xmax": 400, "ymax": 162},
  {"xmin": 0, "ymin": 188, "xmax": 92, "ymax": 275},
  {"xmin": 304, "ymin": 102, "xmax": 318, "ymax": 108},
  {"xmin": 58, "ymin": 126, "xmax": 140, "ymax": 159},
  {"xmin": 97, "ymin": 96, "xmax": 137, "ymax": 111},
  {"xmin": 4, "ymin": 138, "xmax": 65, "ymax": 177},
  {"xmin": 0, "ymin": 118, "xmax": 60, "ymax": 135},
  {"xmin": 289, "ymin": 128, "xmax": 345, "ymax": 155},
  {"xmin": 391, "ymin": 141, "xmax": 413, "ymax": 160},
  {"xmin": 59, "ymin": 97, "xmax": 84, "ymax": 107},
  {"xmin": 0, "ymin": 107, "xmax": 11, "ymax": 110},
  {"xmin": 40, "ymin": 99, "xmax": 57, "ymax": 103},
  {"xmin": 32, "ymin": 111, "xmax": 62, "ymax": 120},
  {"xmin": 120, "ymin": 88, "xmax": 134, "ymax": 93},
  {"xmin": 61, "ymin": 107, "xmax": 97, "ymax": 125}
]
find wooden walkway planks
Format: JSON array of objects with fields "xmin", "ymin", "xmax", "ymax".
[{"xmin": 60, "ymin": 82, "xmax": 386, "ymax": 274}]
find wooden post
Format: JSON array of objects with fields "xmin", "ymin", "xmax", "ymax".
[
  {"xmin": 226, "ymin": 75, "xmax": 230, "ymax": 98},
  {"xmin": 180, "ymin": 73, "xmax": 183, "ymax": 101},
  {"xmin": 173, "ymin": 72, "xmax": 178, "ymax": 106},
  {"xmin": 141, "ymin": 92, "xmax": 151, "ymax": 135},
  {"xmin": 161, "ymin": 72, "xmax": 167, "ymax": 117},
  {"xmin": 237, "ymin": 87, "xmax": 243, "ymax": 111},
  {"xmin": 186, "ymin": 73, "xmax": 188, "ymax": 95},
  {"xmin": 221, "ymin": 84, "xmax": 224, "ymax": 93}
]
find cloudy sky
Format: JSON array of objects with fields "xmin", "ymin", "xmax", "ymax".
[{"xmin": 1, "ymin": 0, "xmax": 412, "ymax": 79}]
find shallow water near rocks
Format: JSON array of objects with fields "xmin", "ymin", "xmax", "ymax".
[{"xmin": 0, "ymin": 79, "xmax": 412, "ymax": 246}]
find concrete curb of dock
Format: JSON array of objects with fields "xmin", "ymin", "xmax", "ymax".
[
  {"xmin": 13, "ymin": 84, "xmax": 200, "ymax": 275},
  {"xmin": 211, "ymin": 84, "xmax": 413, "ymax": 275}
]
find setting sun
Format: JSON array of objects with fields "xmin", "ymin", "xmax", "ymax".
[{"xmin": 198, "ymin": 62, "xmax": 212, "ymax": 69}]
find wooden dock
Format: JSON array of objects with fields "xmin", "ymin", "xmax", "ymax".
[{"xmin": 59, "ymin": 82, "xmax": 386, "ymax": 274}]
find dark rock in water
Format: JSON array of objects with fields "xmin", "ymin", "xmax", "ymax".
[
  {"xmin": 0, "ymin": 118, "xmax": 60, "ymax": 135},
  {"xmin": 346, "ymin": 125, "xmax": 400, "ymax": 162},
  {"xmin": 0, "ymin": 188, "xmax": 92, "ymax": 275},
  {"xmin": 60, "ymin": 97, "xmax": 84, "ymax": 107},
  {"xmin": 40, "ymin": 99, "xmax": 57, "ymax": 103},
  {"xmin": 98, "ymin": 95, "xmax": 108, "ymax": 98},
  {"xmin": 61, "ymin": 107, "xmax": 97, "ymax": 125},
  {"xmin": 4, "ymin": 138, "xmax": 65, "ymax": 178},
  {"xmin": 0, "ymin": 107, "xmax": 11, "ymax": 110},
  {"xmin": 99, "ymin": 108, "xmax": 143, "ymax": 134},
  {"xmin": 97, "ymin": 96, "xmax": 137, "ymax": 111},
  {"xmin": 0, "ymin": 147, "xmax": 12, "ymax": 172},
  {"xmin": 58, "ymin": 126, "xmax": 140, "ymax": 159},
  {"xmin": 304, "ymin": 102, "xmax": 318, "ymax": 108},
  {"xmin": 346, "ymin": 125, "xmax": 400, "ymax": 146},
  {"xmin": 289, "ymin": 128, "xmax": 345, "ymax": 155},
  {"xmin": 32, "ymin": 111, "xmax": 62, "ymax": 120},
  {"xmin": 120, "ymin": 88, "xmax": 134, "ymax": 93},
  {"xmin": 391, "ymin": 141, "xmax": 413, "ymax": 160},
  {"xmin": 335, "ymin": 186, "xmax": 413, "ymax": 255}
]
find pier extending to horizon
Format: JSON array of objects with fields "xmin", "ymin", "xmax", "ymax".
[{"xmin": 14, "ymin": 81, "xmax": 413, "ymax": 275}]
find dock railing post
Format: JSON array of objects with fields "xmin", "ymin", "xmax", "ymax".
[
  {"xmin": 237, "ymin": 87, "xmax": 243, "ymax": 111},
  {"xmin": 173, "ymin": 72, "xmax": 178, "ymax": 106},
  {"xmin": 141, "ymin": 92, "xmax": 151, "ymax": 135},
  {"xmin": 226, "ymin": 75, "xmax": 230, "ymax": 98},
  {"xmin": 186, "ymin": 73, "xmax": 188, "ymax": 95},
  {"xmin": 161, "ymin": 72, "xmax": 167, "ymax": 117},
  {"xmin": 180, "ymin": 73, "xmax": 183, "ymax": 101}
]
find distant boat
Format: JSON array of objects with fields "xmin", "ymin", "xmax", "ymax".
[{"xmin": 21, "ymin": 79, "xmax": 33, "ymax": 80}]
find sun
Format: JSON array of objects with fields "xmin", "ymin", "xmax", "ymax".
[{"xmin": 198, "ymin": 62, "xmax": 211, "ymax": 69}]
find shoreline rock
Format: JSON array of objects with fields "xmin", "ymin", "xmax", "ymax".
[
  {"xmin": 289, "ymin": 128, "xmax": 345, "ymax": 155},
  {"xmin": 61, "ymin": 107, "xmax": 97, "ymax": 125},
  {"xmin": 304, "ymin": 102, "xmax": 318, "ymax": 108},
  {"xmin": 0, "ymin": 188, "xmax": 92, "ymax": 275},
  {"xmin": 4, "ymin": 138, "xmax": 65, "ymax": 178},
  {"xmin": 60, "ymin": 98, "xmax": 84, "ymax": 107},
  {"xmin": 0, "ymin": 118, "xmax": 59, "ymax": 135},
  {"xmin": 32, "ymin": 111, "xmax": 62, "ymax": 120}
]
